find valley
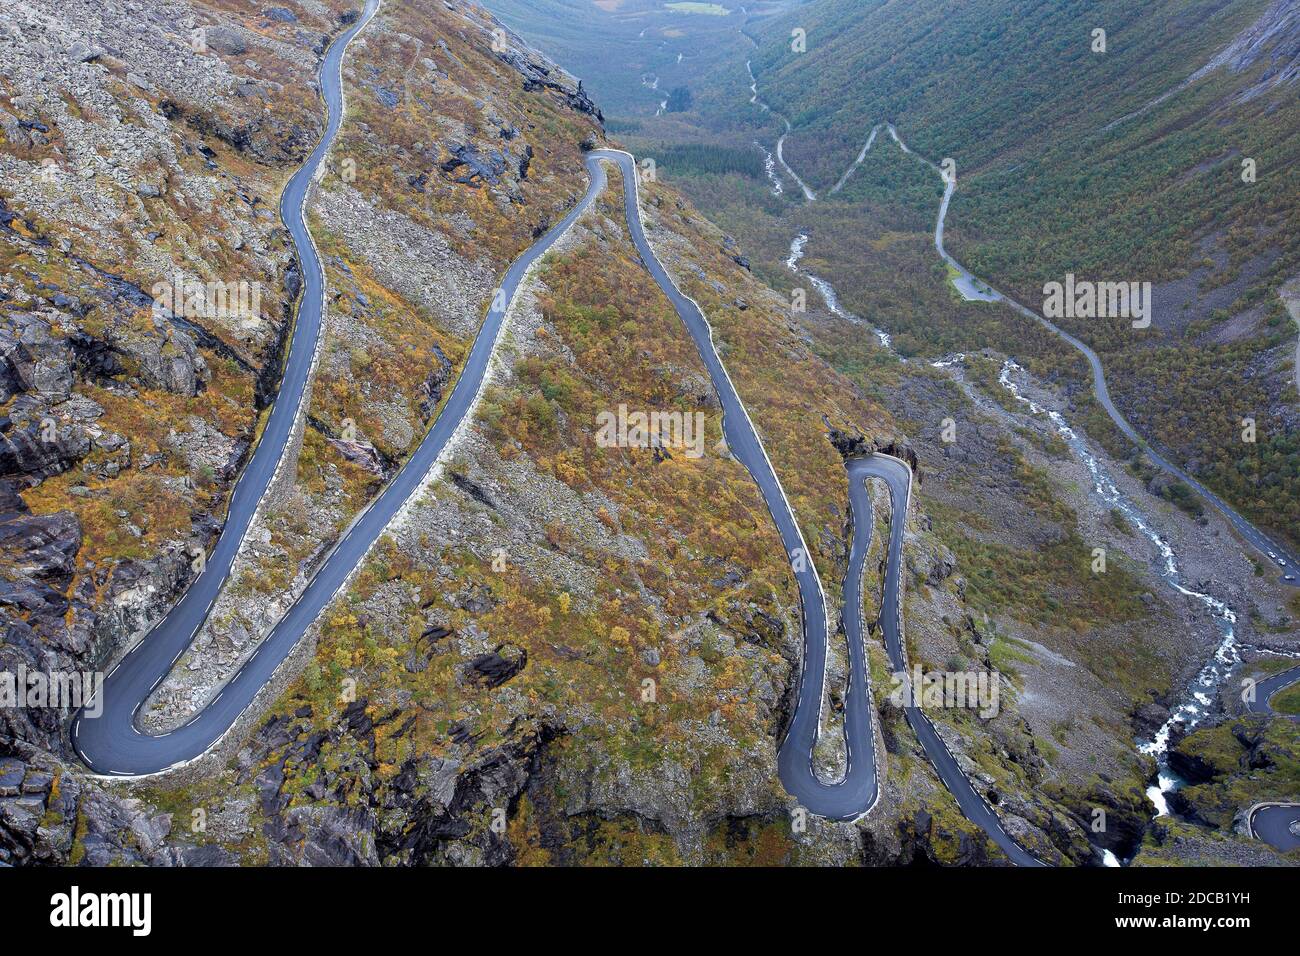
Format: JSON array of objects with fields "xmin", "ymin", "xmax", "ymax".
[
  {"xmin": 483, "ymin": 0, "xmax": 1300, "ymax": 865},
  {"xmin": 0, "ymin": 0, "xmax": 1296, "ymax": 874}
]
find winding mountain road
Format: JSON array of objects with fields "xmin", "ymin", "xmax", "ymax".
[
  {"xmin": 71, "ymin": 0, "xmax": 604, "ymax": 776},
  {"xmin": 74, "ymin": 143, "xmax": 604, "ymax": 772},
  {"xmin": 844, "ymin": 456, "xmax": 1041, "ymax": 864},
  {"xmin": 609, "ymin": 153, "xmax": 1036, "ymax": 858},
  {"xmin": 70, "ymin": 6, "xmax": 1041, "ymax": 864},
  {"xmin": 71, "ymin": 0, "xmax": 385, "ymax": 774},
  {"xmin": 73, "ymin": 122, "xmax": 886, "ymax": 826},
  {"xmin": 68, "ymin": 96, "xmax": 878, "ymax": 807},
  {"xmin": 1247, "ymin": 663, "xmax": 1300, "ymax": 718},
  {"xmin": 601, "ymin": 153, "xmax": 862, "ymax": 821},
  {"xmin": 1247, "ymin": 802, "xmax": 1300, "ymax": 853},
  {"xmin": 1243, "ymin": 662, "xmax": 1300, "ymax": 852}
]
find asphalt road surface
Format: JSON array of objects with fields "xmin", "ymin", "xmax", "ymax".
[
  {"xmin": 70, "ymin": 0, "xmax": 614, "ymax": 774},
  {"xmin": 1247, "ymin": 663, "xmax": 1300, "ymax": 718},
  {"xmin": 596, "ymin": 154, "xmax": 866, "ymax": 819},
  {"xmin": 72, "ymin": 129, "xmax": 1048, "ymax": 863},
  {"xmin": 608, "ymin": 152, "xmax": 1041, "ymax": 860},
  {"xmin": 72, "ymin": 0, "xmax": 389, "ymax": 774},
  {"xmin": 845, "ymin": 456, "xmax": 1042, "ymax": 865},
  {"xmin": 1248, "ymin": 802, "xmax": 1300, "ymax": 853}
]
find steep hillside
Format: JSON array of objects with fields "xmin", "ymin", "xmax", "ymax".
[
  {"xmin": 4, "ymin": 0, "xmax": 1150, "ymax": 867},
  {"xmin": 1, "ymin": 0, "xmax": 353, "ymax": 826},
  {"xmin": 475, "ymin": 0, "xmax": 1300, "ymax": 866},
  {"xmin": 5, "ymin": 0, "xmax": 1296, "ymax": 869},
  {"xmin": 0, "ymin": 0, "xmax": 604, "ymax": 863},
  {"xmin": 500, "ymin": 0, "xmax": 1300, "ymax": 556}
]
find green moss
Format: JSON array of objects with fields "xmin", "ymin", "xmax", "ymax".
[
  {"xmin": 1268, "ymin": 682, "xmax": 1300, "ymax": 716},
  {"xmin": 1172, "ymin": 718, "xmax": 1300, "ymax": 830}
]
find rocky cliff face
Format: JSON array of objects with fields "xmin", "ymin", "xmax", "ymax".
[
  {"xmin": 0, "ymin": 0, "xmax": 351, "ymax": 864},
  {"xmin": 1, "ymin": 0, "xmax": 622, "ymax": 867}
]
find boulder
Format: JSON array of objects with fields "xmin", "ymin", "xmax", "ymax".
[
  {"xmin": 204, "ymin": 26, "xmax": 248, "ymax": 57},
  {"xmin": 120, "ymin": 323, "xmax": 210, "ymax": 395}
]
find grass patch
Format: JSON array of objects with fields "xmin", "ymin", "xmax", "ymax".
[{"xmin": 1269, "ymin": 682, "xmax": 1300, "ymax": 716}]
